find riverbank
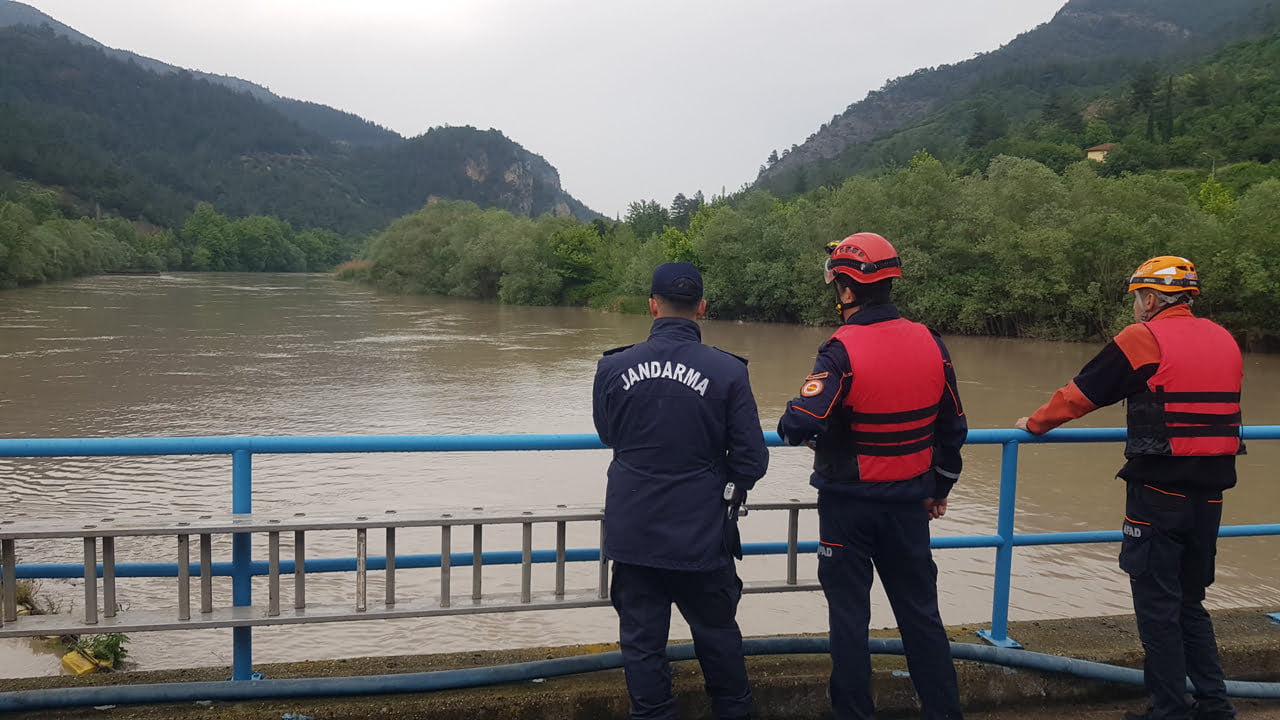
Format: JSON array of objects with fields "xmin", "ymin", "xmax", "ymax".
[{"xmin": 3, "ymin": 608, "xmax": 1278, "ymax": 719}]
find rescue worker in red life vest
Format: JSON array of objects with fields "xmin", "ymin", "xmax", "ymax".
[
  {"xmin": 778, "ymin": 233, "xmax": 967, "ymax": 720},
  {"xmin": 1016, "ymin": 256, "xmax": 1242, "ymax": 720}
]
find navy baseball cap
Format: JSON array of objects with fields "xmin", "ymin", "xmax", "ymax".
[{"xmin": 650, "ymin": 262, "xmax": 703, "ymax": 300}]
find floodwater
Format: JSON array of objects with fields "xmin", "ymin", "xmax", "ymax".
[{"xmin": 1, "ymin": 273, "xmax": 1277, "ymax": 677}]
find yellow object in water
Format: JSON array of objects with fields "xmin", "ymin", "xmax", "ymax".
[{"xmin": 60, "ymin": 650, "xmax": 111, "ymax": 675}]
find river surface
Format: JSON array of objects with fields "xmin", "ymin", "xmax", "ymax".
[{"xmin": 1, "ymin": 273, "xmax": 1277, "ymax": 677}]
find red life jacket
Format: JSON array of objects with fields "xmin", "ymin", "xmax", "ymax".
[
  {"xmin": 829, "ymin": 318, "xmax": 943, "ymax": 482},
  {"xmin": 1125, "ymin": 316, "xmax": 1243, "ymax": 458}
]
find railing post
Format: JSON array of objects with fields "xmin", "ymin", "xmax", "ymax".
[
  {"xmin": 597, "ymin": 519, "xmax": 609, "ymax": 600},
  {"xmin": 978, "ymin": 440, "xmax": 1023, "ymax": 648},
  {"xmin": 177, "ymin": 534, "xmax": 190, "ymax": 621},
  {"xmin": 102, "ymin": 537, "xmax": 117, "ymax": 619},
  {"xmin": 231, "ymin": 449, "xmax": 253, "ymax": 680},
  {"xmin": 520, "ymin": 520, "xmax": 533, "ymax": 604},
  {"xmin": 439, "ymin": 525, "xmax": 452, "ymax": 608},
  {"xmin": 82, "ymin": 537, "xmax": 98, "ymax": 626},
  {"xmin": 3, "ymin": 539, "xmax": 18, "ymax": 623},
  {"xmin": 786, "ymin": 505, "xmax": 800, "ymax": 586}
]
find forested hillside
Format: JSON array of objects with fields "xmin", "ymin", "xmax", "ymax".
[
  {"xmin": 346, "ymin": 153, "xmax": 1280, "ymax": 350},
  {"xmin": 0, "ymin": 24, "xmax": 596, "ymax": 237},
  {"xmin": 765, "ymin": 28, "xmax": 1280, "ymax": 199},
  {"xmin": 757, "ymin": 0, "xmax": 1280, "ymax": 194}
]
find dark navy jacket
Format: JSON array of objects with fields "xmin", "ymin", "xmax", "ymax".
[
  {"xmin": 593, "ymin": 317, "xmax": 769, "ymax": 571},
  {"xmin": 777, "ymin": 303, "xmax": 966, "ymax": 502}
]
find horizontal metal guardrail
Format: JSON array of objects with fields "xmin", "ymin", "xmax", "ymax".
[
  {"xmin": 1, "ymin": 427, "xmax": 1278, "ymax": 678},
  {"xmin": 0, "ymin": 502, "xmax": 822, "ymax": 638}
]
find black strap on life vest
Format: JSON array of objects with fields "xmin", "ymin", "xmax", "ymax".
[
  {"xmin": 849, "ymin": 403, "xmax": 938, "ymax": 456},
  {"xmin": 1130, "ymin": 388, "xmax": 1243, "ymax": 439},
  {"xmin": 847, "ymin": 403, "xmax": 938, "ymax": 424}
]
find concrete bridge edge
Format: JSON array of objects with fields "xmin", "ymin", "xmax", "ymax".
[{"xmin": 1, "ymin": 607, "xmax": 1278, "ymax": 719}]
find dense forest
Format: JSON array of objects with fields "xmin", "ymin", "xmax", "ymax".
[
  {"xmin": 760, "ymin": 8, "xmax": 1280, "ymax": 195},
  {"xmin": 0, "ymin": 179, "xmax": 357, "ymax": 287},
  {"xmin": 757, "ymin": 0, "xmax": 1280, "ymax": 192},
  {"xmin": 346, "ymin": 154, "xmax": 1280, "ymax": 349}
]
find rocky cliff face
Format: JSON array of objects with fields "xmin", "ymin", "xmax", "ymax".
[
  {"xmin": 345, "ymin": 126, "xmax": 593, "ymax": 222},
  {"xmin": 757, "ymin": 0, "xmax": 1269, "ymax": 185}
]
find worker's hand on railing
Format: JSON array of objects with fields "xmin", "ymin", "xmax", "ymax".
[{"xmin": 1014, "ymin": 417, "xmax": 1031, "ymax": 432}]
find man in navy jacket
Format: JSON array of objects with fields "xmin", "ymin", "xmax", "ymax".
[{"xmin": 593, "ymin": 262, "xmax": 769, "ymax": 720}]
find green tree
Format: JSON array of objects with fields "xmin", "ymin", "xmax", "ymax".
[
  {"xmin": 624, "ymin": 200, "xmax": 670, "ymax": 240},
  {"xmin": 182, "ymin": 203, "xmax": 236, "ymax": 271},
  {"xmin": 1084, "ymin": 120, "xmax": 1114, "ymax": 147},
  {"xmin": 967, "ymin": 103, "xmax": 1009, "ymax": 148},
  {"xmin": 1196, "ymin": 178, "xmax": 1236, "ymax": 220},
  {"xmin": 1043, "ymin": 87, "xmax": 1084, "ymax": 134},
  {"xmin": 231, "ymin": 215, "xmax": 303, "ymax": 272},
  {"xmin": 1131, "ymin": 62, "xmax": 1160, "ymax": 141},
  {"xmin": 546, "ymin": 224, "xmax": 601, "ymax": 303},
  {"xmin": 670, "ymin": 192, "xmax": 704, "ymax": 231}
]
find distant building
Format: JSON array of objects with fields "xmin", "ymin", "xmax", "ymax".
[{"xmin": 1085, "ymin": 143, "xmax": 1116, "ymax": 162}]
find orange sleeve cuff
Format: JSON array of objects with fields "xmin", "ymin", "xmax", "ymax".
[{"xmin": 1026, "ymin": 381, "xmax": 1097, "ymax": 434}]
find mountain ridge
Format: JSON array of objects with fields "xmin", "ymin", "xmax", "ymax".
[
  {"xmin": 0, "ymin": 17, "xmax": 599, "ymax": 232},
  {"xmin": 0, "ymin": 0, "xmax": 402, "ymax": 147},
  {"xmin": 756, "ymin": 0, "xmax": 1274, "ymax": 190}
]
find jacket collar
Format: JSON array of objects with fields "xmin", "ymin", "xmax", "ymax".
[
  {"xmin": 649, "ymin": 316, "xmax": 702, "ymax": 342},
  {"xmin": 1147, "ymin": 304, "xmax": 1195, "ymax": 321},
  {"xmin": 844, "ymin": 302, "xmax": 901, "ymax": 326}
]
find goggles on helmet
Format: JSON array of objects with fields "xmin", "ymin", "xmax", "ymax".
[
  {"xmin": 1126, "ymin": 274, "xmax": 1199, "ymax": 290},
  {"xmin": 824, "ymin": 256, "xmax": 903, "ymax": 284}
]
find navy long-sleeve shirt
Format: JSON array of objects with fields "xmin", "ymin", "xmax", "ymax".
[{"xmin": 593, "ymin": 317, "xmax": 769, "ymax": 570}]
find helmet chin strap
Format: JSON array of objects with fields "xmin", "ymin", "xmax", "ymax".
[{"xmin": 833, "ymin": 283, "xmax": 867, "ymax": 317}]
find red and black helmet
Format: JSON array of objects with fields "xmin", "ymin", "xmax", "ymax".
[{"xmin": 824, "ymin": 233, "xmax": 903, "ymax": 285}]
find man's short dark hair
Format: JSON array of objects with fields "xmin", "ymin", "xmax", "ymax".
[
  {"xmin": 835, "ymin": 276, "xmax": 893, "ymax": 306},
  {"xmin": 653, "ymin": 293, "xmax": 700, "ymax": 314}
]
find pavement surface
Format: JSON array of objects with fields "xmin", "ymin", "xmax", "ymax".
[{"xmin": 966, "ymin": 698, "xmax": 1280, "ymax": 719}]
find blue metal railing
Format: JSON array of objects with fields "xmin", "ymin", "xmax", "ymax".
[{"xmin": 2, "ymin": 427, "xmax": 1278, "ymax": 674}]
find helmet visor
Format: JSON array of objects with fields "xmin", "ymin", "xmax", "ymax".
[{"xmin": 824, "ymin": 256, "xmax": 902, "ymax": 284}]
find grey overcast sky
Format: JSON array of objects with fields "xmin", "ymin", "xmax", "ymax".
[{"xmin": 22, "ymin": 0, "xmax": 1068, "ymax": 218}]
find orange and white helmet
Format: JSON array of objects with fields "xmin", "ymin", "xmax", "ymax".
[
  {"xmin": 1127, "ymin": 256, "xmax": 1200, "ymax": 295},
  {"xmin": 824, "ymin": 233, "xmax": 903, "ymax": 285}
]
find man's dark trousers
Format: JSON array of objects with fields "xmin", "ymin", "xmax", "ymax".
[
  {"xmin": 610, "ymin": 562, "xmax": 752, "ymax": 720},
  {"xmin": 817, "ymin": 494, "xmax": 962, "ymax": 720},
  {"xmin": 1121, "ymin": 483, "xmax": 1235, "ymax": 720}
]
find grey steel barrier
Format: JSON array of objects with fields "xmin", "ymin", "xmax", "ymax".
[{"xmin": 0, "ymin": 501, "xmax": 819, "ymax": 638}]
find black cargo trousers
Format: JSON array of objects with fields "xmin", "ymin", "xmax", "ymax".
[
  {"xmin": 1119, "ymin": 482, "xmax": 1236, "ymax": 720},
  {"xmin": 816, "ymin": 494, "xmax": 962, "ymax": 720},
  {"xmin": 610, "ymin": 562, "xmax": 752, "ymax": 720}
]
